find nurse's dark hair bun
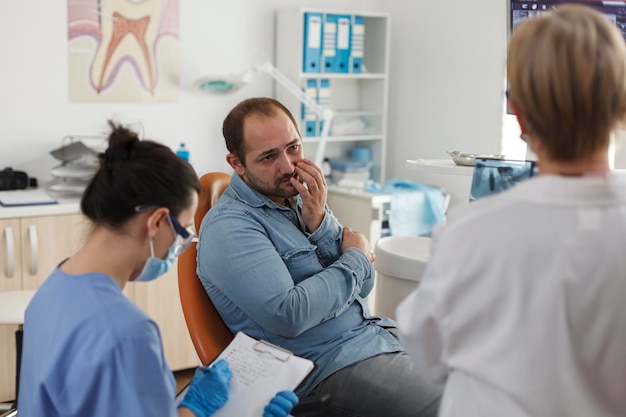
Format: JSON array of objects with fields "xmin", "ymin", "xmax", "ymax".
[
  {"xmin": 102, "ymin": 121, "xmax": 139, "ymax": 162},
  {"xmin": 81, "ymin": 119, "xmax": 200, "ymax": 228}
]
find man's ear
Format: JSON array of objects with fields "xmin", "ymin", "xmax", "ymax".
[{"xmin": 226, "ymin": 153, "xmax": 245, "ymax": 176}]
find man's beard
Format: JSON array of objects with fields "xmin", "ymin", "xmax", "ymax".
[{"xmin": 244, "ymin": 170, "xmax": 300, "ymax": 200}]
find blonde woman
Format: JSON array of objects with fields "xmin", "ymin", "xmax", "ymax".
[{"xmin": 397, "ymin": 5, "xmax": 626, "ymax": 417}]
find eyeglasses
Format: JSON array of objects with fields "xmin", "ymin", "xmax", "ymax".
[
  {"xmin": 135, "ymin": 205, "xmax": 196, "ymax": 256},
  {"xmin": 166, "ymin": 214, "xmax": 196, "ymax": 256},
  {"xmin": 505, "ymin": 89, "xmax": 512, "ymax": 100}
]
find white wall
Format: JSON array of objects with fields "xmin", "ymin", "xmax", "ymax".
[
  {"xmin": 0, "ymin": 1, "xmax": 508, "ymax": 185},
  {"xmin": 385, "ymin": 0, "xmax": 508, "ymax": 179},
  {"xmin": 0, "ymin": 0, "xmax": 384, "ymax": 183}
]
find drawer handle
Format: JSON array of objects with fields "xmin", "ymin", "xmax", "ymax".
[
  {"xmin": 4, "ymin": 226, "xmax": 15, "ymax": 278},
  {"xmin": 28, "ymin": 225, "xmax": 39, "ymax": 275}
]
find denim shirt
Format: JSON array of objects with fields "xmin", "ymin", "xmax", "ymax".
[{"xmin": 197, "ymin": 174, "xmax": 402, "ymax": 396}]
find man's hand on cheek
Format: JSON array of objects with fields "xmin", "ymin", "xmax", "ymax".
[{"xmin": 291, "ymin": 159, "xmax": 327, "ymax": 233}]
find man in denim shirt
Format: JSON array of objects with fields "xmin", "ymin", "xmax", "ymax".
[{"xmin": 197, "ymin": 97, "xmax": 441, "ymax": 417}]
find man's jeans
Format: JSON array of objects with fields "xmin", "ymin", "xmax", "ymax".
[{"xmin": 307, "ymin": 351, "xmax": 442, "ymax": 417}]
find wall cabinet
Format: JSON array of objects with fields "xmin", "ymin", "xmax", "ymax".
[
  {"xmin": 0, "ymin": 214, "xmax": 88, "ymax": 291},
  {"xmin": 0, "ymin": 211, "xmax": 197, "ymax": 402},
  {"xmin": 275, "ymin": 8, "xmax": 391, "ymax": 183}
]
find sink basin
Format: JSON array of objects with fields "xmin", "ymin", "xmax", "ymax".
[
  {"xmin": 373, "ymin": 236, "xmax": 431, "ymax": 319},
  {"xmin": 374, "ymin": 236, "xmax": 431, "ymax": 281}
]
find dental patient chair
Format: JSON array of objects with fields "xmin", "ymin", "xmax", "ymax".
[
  {"xmin": 178, "ymin": 172, "xmax": 233, "ymax": 365},
  {"xmin": 177, "ymin": 172, "xmax": 329, "ymax": 416}
]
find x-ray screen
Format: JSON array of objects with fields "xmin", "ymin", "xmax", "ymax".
[
  {"xmin": 510, "ymin": 1, "xmax": 626, "ymax": 41},
  {"xmin": 507, "ymin": 1, "xmax": 626, "ymax": 115},
  {"xmin": 469, "ymin": 158, "xmax": 538, "ymax": 201}
]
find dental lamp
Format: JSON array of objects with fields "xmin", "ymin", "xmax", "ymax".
[{"xmin": 195, "ymin": 62, "xmax": 334, "ymax": 167}]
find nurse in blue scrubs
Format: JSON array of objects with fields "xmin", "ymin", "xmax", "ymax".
[{"xmin": 17, "ymin": 121, "xmax": 297, "ymax": 417}]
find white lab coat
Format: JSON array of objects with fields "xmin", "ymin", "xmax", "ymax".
[{"xmin": 396, "ymin": 173, "xmax": 626, "ymax": 417}]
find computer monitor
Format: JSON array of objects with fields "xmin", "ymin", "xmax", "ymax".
[
  {"xmin": 507, "ymin": 1, "xmax": 626, "ymax": 116},
  {"xmin": 509, "ymin": 1, "xmax": 626, "ymax": 41},
  {"xmin": 469, "ymin": 158, "xmax": 538, "ymax": 201}
]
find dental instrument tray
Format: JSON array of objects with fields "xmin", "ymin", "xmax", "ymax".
[{"xmin": 447, "ymin": 150, "xmax": 505, "ymax": 166}]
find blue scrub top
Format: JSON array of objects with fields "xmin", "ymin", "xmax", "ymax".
[{"xmin": 18, "ymin": 268, "xmax": 177, "ymax": 417}]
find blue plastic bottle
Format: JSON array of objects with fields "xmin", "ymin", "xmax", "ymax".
[{"xmin": 176, "ymin": 142, "xmax": 190, "ymax": 163}]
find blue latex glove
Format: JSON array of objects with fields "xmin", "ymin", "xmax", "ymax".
[
  {"xmin": 179, "ymin": 359, "xmax": 233, "ymax": 417},
  {"xmin": 263, "ymin": 390, "xmax": 299, "ymax": 417}
]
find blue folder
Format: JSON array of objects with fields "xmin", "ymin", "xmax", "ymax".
[
  {"xmin": 317, "ymin": 79, "xmax": 331, "ymax": 135},
  {"xmin": 334, "ymin": 14, "xmax": 351, "ymax": 73},
  {"xmin": 303, "ymin": 12, "xmax": 323, "ymax": 73},
  {"xmin": 302, "ymin": 79, "xmax": 318, "ymax": 137},
  {"xmin": 350, "ymin": 15, "xmax": 365, "ymax": 73},
  {"xmin": 322, "ymin": 14, "xmax": 338, "ymax": 73}
]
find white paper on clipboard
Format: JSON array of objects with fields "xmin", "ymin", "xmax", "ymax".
[{"xmin": 211, "ymin": 332, "xmax": 314, "ymax": 417}]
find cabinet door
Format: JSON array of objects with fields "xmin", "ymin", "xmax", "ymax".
[
  {"xmin": 128, "ymin": 263, "xmax": 198, "ymax": 371},
  {"xmin": 0, "ymin": 218, "xmax": 22, "ymax": 290},
  {"xmin": 20, "ymin": 214, "xmax": 89, "ymax": 289},
  {"xmin": 0, "ymin": 219, "xmax": 22, "ymax": 401},
  {"xmin": 0, "ymin": 323, "xmax": 19, "ymax": 402}
]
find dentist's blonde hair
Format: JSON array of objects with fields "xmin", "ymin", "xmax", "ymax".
[{"xmin": 507, "ymin": 4, "xmax": 626, "ymax": 162}]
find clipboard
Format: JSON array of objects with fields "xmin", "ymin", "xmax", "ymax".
[{"xmin": 209, "ymin": 332, "xmax": 314, "ymax": 417}]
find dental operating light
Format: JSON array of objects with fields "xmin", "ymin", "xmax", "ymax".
[{"xmin": 196, "ymin": 62, "xmax": 334, "ymax": 167}]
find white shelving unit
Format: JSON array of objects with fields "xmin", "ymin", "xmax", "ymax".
[{"xmin": 275, "ymin": 8, "xmax": 391, "ymax": 183}]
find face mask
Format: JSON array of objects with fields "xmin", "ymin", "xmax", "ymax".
[{"xmin": 134, "ymin": 237, "xmax": 178, "ymax": 282}]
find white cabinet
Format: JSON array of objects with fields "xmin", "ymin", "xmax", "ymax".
[
  {"xmin": 0, "ymin": 214, "xmax": 88, "ymax": 290},
  {"xmin": 327, "ymin": 187, "xmax": 390, "ymax": 247},
  {"xmin": 275, "ymin": 9, "xmax": 391, "ymax": 183}
]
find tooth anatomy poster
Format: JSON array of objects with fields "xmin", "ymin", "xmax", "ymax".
[{"xmin": 67, "ymin": 0, "xmax": 179, "ymax": 102}]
